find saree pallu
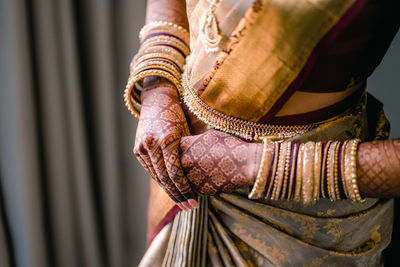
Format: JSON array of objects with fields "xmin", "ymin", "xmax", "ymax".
[{"xmin": 140, "ymin": 94, "xmax": 393, "ymax": 266}]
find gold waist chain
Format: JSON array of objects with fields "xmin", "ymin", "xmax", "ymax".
[{"xmin": 182, "ymin": 72, "xmax": 319, "ymax": 141}]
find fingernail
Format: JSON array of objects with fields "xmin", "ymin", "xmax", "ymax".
[
  {"xmin": 188, "ymin": 199, "xmax": 199, "ymax": 208},
  {"xmin": 177, "ymin": 203, "xmax": 184, "ymax": 210},
  {"xmin": 181, "ymin": 201, "xmax": 191, "ymax": 211}
]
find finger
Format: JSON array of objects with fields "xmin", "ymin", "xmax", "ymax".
[
  {"xmin": 144, "ymin": 139, "xmax": 188, "ymax": 204},
  {"xmin": 136, "ymin": 153, "xmax": 183, "ymax": 205},
  {"xmin": 180, "ymin": 135, "xmax": 202, "ymax": 153},
  {"xmin": 135, "ymin": 143, "xmax": 183, "ymax": 205},
  {"xmin": 180, "ymin": 201, "xmax": 192, "ymax": 211},
  {"xmin": 161, "ymin": 139, "xmax": 198, "ymax": 208}
]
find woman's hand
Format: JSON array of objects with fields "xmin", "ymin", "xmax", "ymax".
[
  {"xmin": 180, "ymin": 130, "xmax": 262, "ymax": 195},
  {"xmin": 134, "ymin": 77, "xmax": 198, "ymax": 210}
]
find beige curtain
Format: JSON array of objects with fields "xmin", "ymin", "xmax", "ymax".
[{"xmin": 0, "ymin": 0, "xmax": 149, "ymax": 266}]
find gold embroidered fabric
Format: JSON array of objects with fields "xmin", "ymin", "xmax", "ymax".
[{"xmin": 185, "ymin": 0, "xmax": 356, "ymax": 122}]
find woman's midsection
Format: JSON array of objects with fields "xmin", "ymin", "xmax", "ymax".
[{"xmin": 184, "ymin": 84, "xmax": 361, "ymax": 135}]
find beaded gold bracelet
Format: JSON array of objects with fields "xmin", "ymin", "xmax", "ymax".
[
  {"xmin": 343, "ymin": 139, "xmax": 364, "ymax": 202},
  {"xmin": 141, "ymin": 35, "xmax": 190, "ymax": 57},
  {"xmin": 280, "ymin": 142, "xmax": 292, "ymax": 200},
  {"xmin": 139, "ymin": 21, "xmax": 190, "ymax": 46},
  {"xmin": 333, "ymin": 142, "xmax": 341, "ymax": 200},
  {"xmin": 327, "ymin": 141, "xmax": 340, "ymax": 201},
  {"xmin": 132, "ymin": 64, "xmax": 181, "ymax": 84},
  {"xmin": 124, "ymin": 69, "xmax": 183, "ymax": 117},
  {"xmin": 320, "ymin": 141, "xmax": 331, "ymax": 199},
  {"xmin": 134, "ymin": 47, "xmax": 185, "ymax": 69},
  {"xmin": 133, "ymin": 59, "xmax": 182, "ymax": 80},
  {"xmin": 124, "ymin": 21, "xmax": 190, "ymax": 118}
]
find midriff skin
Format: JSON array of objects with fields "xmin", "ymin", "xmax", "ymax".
[{"xmin": 186, "ymin": 85, "xmax": 359, "ymax": 135}]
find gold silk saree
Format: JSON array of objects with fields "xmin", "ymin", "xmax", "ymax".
[{"xmin": 141, "ymin": 0, "xmax": 395, "ymax": 266}]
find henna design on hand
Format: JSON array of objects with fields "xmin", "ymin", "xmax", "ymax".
[
  {"xmin": 180, "ymin": 130, "xmax": 261, "ymax": 195},
  {"xmin": 357, "ymin": 139, "xmax": 400, "ymax": 198},
  {"xmin": 134, "ymin": 81, "xmax": 198, "ymax": 210}
]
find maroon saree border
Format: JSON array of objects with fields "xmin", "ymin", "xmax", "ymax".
[
  {"xmin": 268, "ymin": 84, "xmax": 365, "ymax": 125},
  {"xmin": 258, "ymin": 0, "xmax": 368, "ymax": 124}
]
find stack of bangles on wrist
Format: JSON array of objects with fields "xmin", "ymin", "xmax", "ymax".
[
  {"xmin": 249, "ymin": 138, "xmax": 364, "ymax": 205},
  {"xmin": 123, "ymin": 21, "xmax": 190, "ymax": 118}
]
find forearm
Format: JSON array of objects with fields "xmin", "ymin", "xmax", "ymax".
[
  {"xmin": 141, "ymin": 0, "xmax": 189, "ymax": 94},
  {"xmin": 357, "ymin": 139, "xmax": 400, "ymax": 198},
  {"xmin": 146, "ymin": 0, "xmax": 188, "ymax": 28}
]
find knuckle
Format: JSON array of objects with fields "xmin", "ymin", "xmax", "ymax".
[
  {"xmin": 143, "ymin": 135, "xmax": 157, "ymax": 148},
  {"xmin": 133, "ymin": 142, "xmax": 146, "ymax": 155}
]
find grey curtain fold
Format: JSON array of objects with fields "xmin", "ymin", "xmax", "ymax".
[{"xmin": 0, "ymin": 0, "xmax": 149, "ymax": 266}]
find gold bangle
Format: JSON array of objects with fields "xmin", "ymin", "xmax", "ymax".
[
  {"xmin": 139, "ymin": 21, "xmax": 190, "ymax": 46},
  {"xmin": 265, "ymin": 142, "xmax": 279, "ymax": 199},
  {"xmin": 344, "ymin": 139, "xmax": 364, "ymax": 202},
  {"xmin": 133, "ymin": 59, "xmax": 182, "ymax": 80},
  {"xmin": 135, "ymin": 46, "xmax": 185, "ymax": 68},
  {"xmin": 334, "ymin": 142, "xmax": 341, "ymax": 200},
  {"xmin": 141, "ymin": 35, "xmax": 190, "ymax": 56},
  {"xmin": 313, "ymin": 142, "xmax": 322, "ymax": 202},
  {"xmin": 249, "ymin": 139, "xmax": 274, "ymax": 199},
  {"xmin": 272, "ymin": 142, "xmax": 287, "ymax": 200},
  {"xmin": 327, "ymin": 141, "xmax": 339, "ymax": 201},
  {"xmin": 320, "ymin": 141, "xmax": 331, "ymax": 199},
  {"xmin": 287, "ymin": 143, "xmax": 298, "ymax": 200},
  {"xmin": 124, "ymin": 69, "xmax": 183, "ymax": 117},
  {"xmin": 294, "ymin": 143, "xmax": 305, "ymax": 202},
  {"xmin": 280, "ymin": 142, "xmax": 292, "ymax": 200},
  {"xmin": 133, "ymin": 52, "xmax": 185, "ymax": 72},
  {"xmin": 132, "ymin": 63, "xmax": 182, "ymax": 83},
  {"xmin": 128, "ymin": 69, "xmax": 182, "ymax": 94},
  {"xmin": 302, "ymin": 141, "xmax": 315, "ymax": 205},
  {"xmin": 340, "ymin": 140, "xmax": 350, "ymax": 198}
]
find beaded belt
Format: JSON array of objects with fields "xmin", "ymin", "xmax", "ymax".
[{"xmin": 182, "ymin": 72, "xmax": 318, "ymax": 141}]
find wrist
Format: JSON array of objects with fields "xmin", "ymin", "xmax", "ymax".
[{"xmin": 141, "ymin": 77, "xmax": 180, "ymax": 102}]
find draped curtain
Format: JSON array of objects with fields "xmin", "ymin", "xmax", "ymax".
[{"xmin": 0, "ymin": 0, "xmax": 149, "ymax": 266}]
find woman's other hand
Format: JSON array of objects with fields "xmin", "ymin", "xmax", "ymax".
[
  {"xmin": 180, "ymin": 130, "xmax": 262, "ymax": 195},
  {"xmin": 134, "ymin": 77, "xmax": 198, "ymax": 210}
]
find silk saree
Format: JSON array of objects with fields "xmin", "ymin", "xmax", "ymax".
[{"xmin": 141, "ymin": 0, "xmax": 399, "ymax": 266}]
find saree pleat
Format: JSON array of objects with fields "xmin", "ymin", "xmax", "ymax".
[
  {"xmin": 157, "ymin": 197, "xmax": 208, "ymax": 267},
  {"xmin": 209, "ymin": 211, "xmax": 249, "ymax": 267},
  {"xmin": 207, "ymin": 231, "xmax": 224, "ymax": 267},
  {"xmin": 208, "ymin": 218, "xmax": 233, "ymax": 267}
]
